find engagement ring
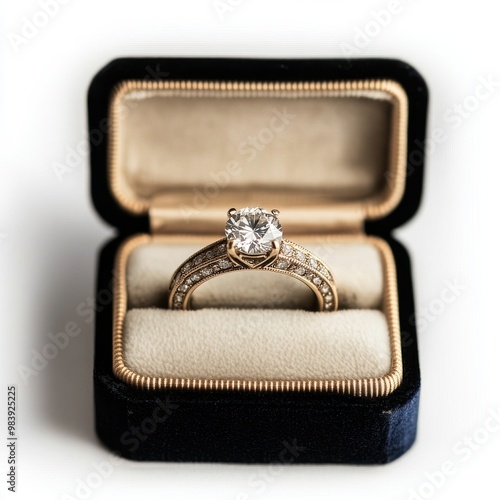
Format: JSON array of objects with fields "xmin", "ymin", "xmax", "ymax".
[{"xmin": 167, "ymin": 207, "xmax": 338, "ymax": 312}]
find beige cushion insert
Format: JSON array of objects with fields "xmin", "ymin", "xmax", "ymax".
[
  {"xmin": 123, "ymin": 308, "xmax": 391, "ymax": 380},
  {"xmin": 121, "ymin": 238, "xmax": 392, "ymax": 381}
]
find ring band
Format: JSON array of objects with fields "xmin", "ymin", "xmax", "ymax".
[{"xmin": 167, "ymin": 207, "xmax": 338, "ymax": 312}]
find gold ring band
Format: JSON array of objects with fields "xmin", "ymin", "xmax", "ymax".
[{"xmin": 167, "ymin": 208, "xmax": 338, "ymax": 312}]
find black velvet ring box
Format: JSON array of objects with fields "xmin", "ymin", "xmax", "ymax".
[{"xmin": 89, "ymin": 58, "xmax": 427, "ymax": 464}]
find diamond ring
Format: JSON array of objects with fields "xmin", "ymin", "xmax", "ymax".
[{"xmin": 167, "ymin": 207, "xmax": 338, "ymax": 312}]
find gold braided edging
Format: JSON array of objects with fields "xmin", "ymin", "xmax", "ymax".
[
  {"xmin": 112, "ymin": 234, "xmax": 402, "ymax": 396},
  {"xmin": 108, "ymin": 79, "xmax": 408, "ymax": 220}
]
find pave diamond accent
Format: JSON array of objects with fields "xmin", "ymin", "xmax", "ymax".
[
  {"xmin": 219, "ymin": 259, "xmax": 232, "ymax": 269},
  {"xmin": 319, "ymin": 266, "xmax": 329, "ymax": 277},
  {"xmin": 276, "ymin": 259, "xmax": 289, "ymax": 270},
  {"xmin": 225, "ymin": 207, "xmax": 282, "ymax": 255},
  {"xmin": 168, "ymin": 236, "xmax": 337, "ymax": 312},
  {"xmin": 295, "ymin": 250, "xmax": 305, "ymax": 261}
]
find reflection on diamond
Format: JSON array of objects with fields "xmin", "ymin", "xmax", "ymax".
[{"xmin": 225, "ymin": 207, "xmax": 282, "ymax": 255}]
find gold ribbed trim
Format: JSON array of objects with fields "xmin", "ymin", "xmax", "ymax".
[
  {"xmin": 108, "ymin": 79, "xmax": 408, "ymax": 222},
  {"xmin": 112, "ymin": 234, "xmax": 402, "ymax": 396}
]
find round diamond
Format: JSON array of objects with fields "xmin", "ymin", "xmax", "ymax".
[
  {"xmin": 219, "ymin": 259, "xmax": 232, "ymax": 269},
  {"xmin": 225, "ymin": 207, "xmax": 282, "ymax": 255},
  {"xmin": 179, "ymin": 284, "xmax": 189, "ymax": 292},
  {"xmin": 201, "ymin": 267, "xmax": 212, "ymax": 277},
  {"xmin": 295, "ymin": 250, "xmax": 305, "ymax": 261},
  {"xmin": 276, "ymin": 259, "xmax": 289, "ymax": 270},
  {"xmin": 295, "ymin": 267, "xmax": 306, "ymax": 276},
  {"xmin": 313, "ymin": 277, "xmax": 322, "ymax": 286},
  {"xmin": 194, "ymin": 255, "xmax": 204, "ymax": 265}
]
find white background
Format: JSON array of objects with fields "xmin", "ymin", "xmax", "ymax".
[{"xmin": 1, "ymin": 1, "xmax": 498, "ymax": 499}]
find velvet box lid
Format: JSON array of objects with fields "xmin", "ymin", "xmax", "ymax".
[{"xmin": 89, "ymin": 58, "xmax": 427, "ymax": 463}]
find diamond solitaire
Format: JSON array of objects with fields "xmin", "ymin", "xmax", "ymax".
[
  {"xmin": 167, "ymin": 207, "xmax": 338, "ymax": 312},
  {"xmin": 225, "ymin": 207, "xmax": 283, "ymax": 255}
]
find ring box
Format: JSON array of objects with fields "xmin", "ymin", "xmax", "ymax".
[{"xmin": 89, "ymin": 58, "xmax": 427, "ymax": 463}]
